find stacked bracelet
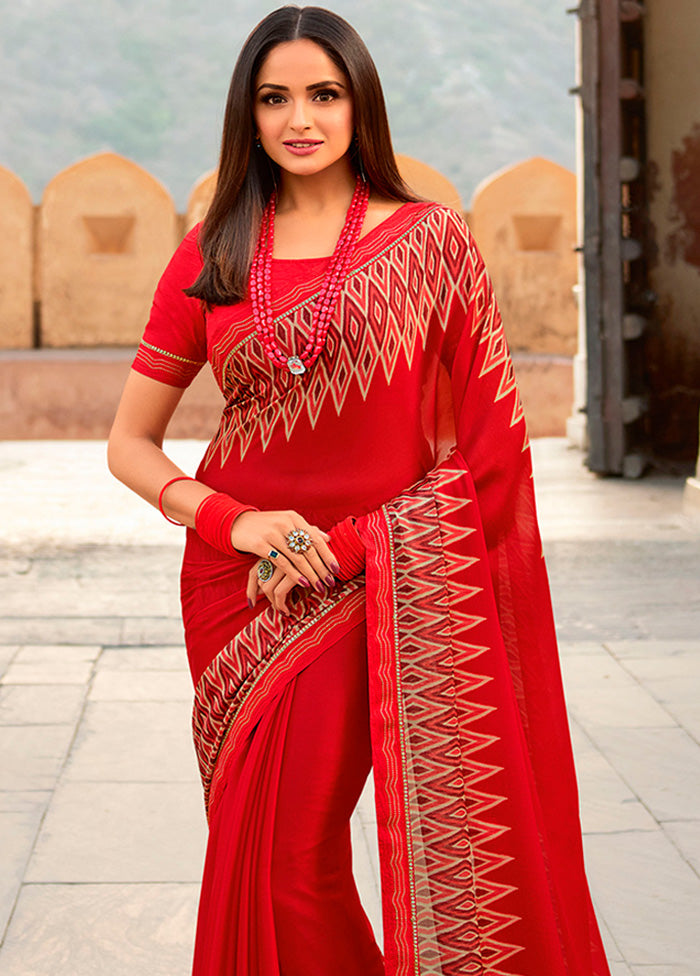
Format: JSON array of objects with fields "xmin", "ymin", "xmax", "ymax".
[
  {"xmin": 195, "ymin": 492, "xmax": 258, "ymax": 556},
  {"xmin": 327, "ymin": 515, "xmax": 365, "ymax": 581},
  {"xmin": 158, "ymin": 476, "xmax": 196, "ymax": 526}
]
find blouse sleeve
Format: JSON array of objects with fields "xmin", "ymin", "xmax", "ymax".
[{"xmin": 131, "ymin": 225, "xmax": 208, "ymax": 388}]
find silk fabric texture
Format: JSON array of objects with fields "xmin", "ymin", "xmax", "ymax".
[{"xmin": 133, "ymin": 202, "xmax": 611, "ymax": 976}]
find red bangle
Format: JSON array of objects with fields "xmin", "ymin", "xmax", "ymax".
[
  {"xmin": 195, "ymin": 492, "xmax": 258, "ymax": 556},
  {"xmin": 158, "ymin": 476, "xmax": 195, "ymax": 526},
  {"xmin": 327, "ymin": 516, "xmax": 365, "ymax": 581}
]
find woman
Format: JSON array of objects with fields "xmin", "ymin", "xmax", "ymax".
[{"xmin": 108, "ymin": 6, "xmax": 611, "ymax": 976}]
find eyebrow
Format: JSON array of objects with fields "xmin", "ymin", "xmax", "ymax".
[{"xmin": 256, "ymin": 80, "xmax": 346, "ymax": 93}]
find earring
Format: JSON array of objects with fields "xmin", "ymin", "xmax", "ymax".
[{"xmin": 255, "ymin": 135, "xmax": 262, "ymax": 150}]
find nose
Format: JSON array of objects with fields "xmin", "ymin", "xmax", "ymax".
[{"xmin": 289, "ymin": 97, "xmax": 311, "ymax": 131}]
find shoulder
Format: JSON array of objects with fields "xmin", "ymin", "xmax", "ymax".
[
  {"xmin": 397, "ymin": 203, "xmax": 477, "ymax": 267},
  {"xmin": 159, "ymin": 222, "xmax": 204, "ymax": 283},
  {"xmin": 360, "ymin": 201, "xmax": 479, "ymax": 285},
  {"xmin": 178, "ymin": 222, "xmax": 204, "ymax": 260},
  {"xmin": 395, "ymin": 204, "xmax": 489, "ymax": 299},
  {"xmin": 415, "ymin": 203, "xmax": 471, "ymax": 241},
  {"xmin": 150, "ymin": 223, "xmax": 206, "ymax": 310},
  {"xmin": 382, "ymin": 200, "xmax": 472, "ymax": 246},
  {"xmin": 364, "ymin": 197, "xmax": 408, "ymax": 231}
]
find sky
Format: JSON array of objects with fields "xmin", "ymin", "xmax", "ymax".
[{"xmin": 0, "ymin": 0, "xmax": 576, "ymax": 208}]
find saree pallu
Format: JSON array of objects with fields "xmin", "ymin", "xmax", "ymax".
[{"xmin": 192, "ymin": 448, "xmax": 609, "ymax": 976}]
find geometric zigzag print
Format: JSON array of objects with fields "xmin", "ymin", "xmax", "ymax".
[
  {"xmin": 192, "ymin": 579, "xmax": 365, "ymax": 818},
  {"xmin": 205, "ymin": 206, "xmax": 524, "ymax": 467},
  {"xmin": 383, "ymin": 462, "xmax": 524, "ymax": 976}
]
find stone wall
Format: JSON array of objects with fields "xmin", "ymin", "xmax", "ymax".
[
  {"xmin": 470, "ymin": 156, "xmax": 578, "ymax": 357},
  {"xmin": 0, "ymin": 152, "xmax": 577, "ymax": 439},
  {"xmin": 0, "ymin": 165, "xmax": 34, "ymax": 349},
  {"xmin": 39, "ymin": 152, "xmax": 178, "ymax": 347}
]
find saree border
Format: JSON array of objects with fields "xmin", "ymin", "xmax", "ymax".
[
  {"xmin": 364, "ymin": 509, "xmax": 420, "ymax": 976},
  {"xmin": 362, "ymin": 459, "xmax": 526, "ymax": 976},
  {"xmin": 193, "ymin": 581, "xmax": 366, "ymax": 820}
]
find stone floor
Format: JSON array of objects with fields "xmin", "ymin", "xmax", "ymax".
[{"xmin": 0, "ymin": 437, "xmax": 699, "ymax": 975}]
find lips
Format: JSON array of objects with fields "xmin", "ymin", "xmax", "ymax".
[{"xmin": 283, "ymin": 139, "xmax": 324, "ymax": 156}]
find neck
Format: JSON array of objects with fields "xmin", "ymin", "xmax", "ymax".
[{"xmin": 276, "ymin": 157, "xmax": 357, "ymax": 215}]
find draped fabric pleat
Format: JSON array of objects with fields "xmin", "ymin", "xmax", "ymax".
[
  {"xmin": 192, "ymin": 621, "xmax": 385, "ymax": 976},
  {"xmin": 193, "ymin": 681, "xmax": 293, "ymax": 975}
]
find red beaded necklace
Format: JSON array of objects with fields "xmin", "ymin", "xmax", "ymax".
[{"xmin": 249, "ymin": 176, "xmax": 370, "ymax": 375}]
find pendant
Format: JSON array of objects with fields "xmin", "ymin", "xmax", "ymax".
[{"xmin": 287, "ymin": 356, "xmax": 306, "ymax": 375}]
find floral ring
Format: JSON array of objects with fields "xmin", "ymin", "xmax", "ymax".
[
  {"xmin": 256, "ymin": 559, "xmax": 275, "ymax": 583},
  {"xmin": 285, "ymin": 528, "xmax": 312, "ymax": 555}
]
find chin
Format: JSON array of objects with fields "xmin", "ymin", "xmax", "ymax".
[{"xmin": 278, "ymin": 161, "xmax": 331, "ymax": 178}]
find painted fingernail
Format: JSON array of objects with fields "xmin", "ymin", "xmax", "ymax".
[
  {"xmin": 315, "ymin": 581, "xmax": 325, "ymax": 593},
  {"xmin": 325, "ymin": 574, "xmax": 335, "ymax": 587},
  {"xmin": 299, "ymin": 576, "xmax": 310, "ymax": 587},
  {"xmin": 247, "ymin": 597, "xmax": 254, "ymax": 609},
  {"xmin": 330, "ymin": 561, "xmax": 340, "ymax": 574}
]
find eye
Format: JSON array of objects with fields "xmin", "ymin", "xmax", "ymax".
[
  {"xmin": 313, "ymin": 88, "xmax": 340, "ymax": 102},
  {"xmin": 260, "ymin": 92, "xmax": 286, "ymax": 105}
]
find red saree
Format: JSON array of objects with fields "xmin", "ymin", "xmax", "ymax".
[{"xmin": 133, "ymin": 201, "xmax": 610, "ymax": 976}]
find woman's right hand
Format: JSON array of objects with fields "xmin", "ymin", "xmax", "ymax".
[{"xmin": 236, "ymin": 510, "xmax": 340, "ymax": 616}]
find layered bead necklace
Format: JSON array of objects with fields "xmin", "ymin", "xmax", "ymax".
[{"xmin": 249, "ymin": 176, "xmax": 371, "ymax": 375}]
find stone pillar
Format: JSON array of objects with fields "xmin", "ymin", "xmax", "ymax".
[
  {"xmin": 39, "ymin": 152, "xmax": 178, "ymax": 346},
  {"xmin": 645, "ymin": 0, "xmax": 700, "ymax": 460},
  {"xmin": 0, "ymin": 165, "xmax": 34, "ymax": 349},
  {"xmin": 567, "ymin": 12, "xmax": 588, "ymax": 449}
]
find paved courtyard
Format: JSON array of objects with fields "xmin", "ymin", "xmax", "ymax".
[{"xmin": 1, "ymin": 437, "xmax": 699, "ymax": 975}]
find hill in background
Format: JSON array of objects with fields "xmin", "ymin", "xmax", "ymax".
[{"xmin": 0, "ymin": 0, "xmax": 576, "ymax": 208}]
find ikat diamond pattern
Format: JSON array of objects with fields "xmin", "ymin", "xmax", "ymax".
[
  {"xmin": 204, "ymin": 207, "xmax": 523, "ymax": 466},
  {"xmin": 192, "ymin": 581, "xmax": 365, "ymax": 817},
  {"xmin": 378, "ymin": 462, "xmax": 525, "ymax": 975}
]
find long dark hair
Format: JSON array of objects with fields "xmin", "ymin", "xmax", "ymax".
[{"xmin": 185, "ymin": 5, "xmax": 419, "ymax": 305}]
